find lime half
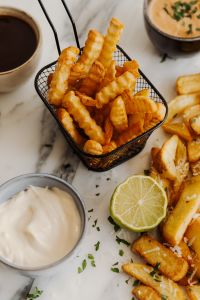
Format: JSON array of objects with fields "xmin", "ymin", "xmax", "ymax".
[{"xmin": 110, "ymin": 175, "xmax": 167, "ymax": 232}]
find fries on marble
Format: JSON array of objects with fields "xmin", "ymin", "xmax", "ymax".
[
  {"xmin": 83, "ymin": 139, "xmax": 103, "ymax": 155},
  {"xmin": 176, "ymin": 74, "xmax": 200, "ymax": 95}
]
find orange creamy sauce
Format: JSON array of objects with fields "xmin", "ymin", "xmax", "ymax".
[{"xmin": 149, "ymin": 0, "xmax": 200, "ymax": 38}]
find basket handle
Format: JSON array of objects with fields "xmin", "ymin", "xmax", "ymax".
[{"xmin": 37, "ymin": 0, "xmax": 80, "ymax": 55}]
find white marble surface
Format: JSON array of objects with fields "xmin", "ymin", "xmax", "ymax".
[{"xmin": 0, "ymin": 0, "xmax": 200, "ymax": 299}]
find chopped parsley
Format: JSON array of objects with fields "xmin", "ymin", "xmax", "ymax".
[
  {"xmin": 108, "ymin": 216, "xmax": 120, "ymax": 232},
  {"xmin": 26, "ymin": 287, "xmax": 43, "ymax": 300},
  {"xmin": 94, "ymin": 241, "xmax": 100, "ymax": 251},
  {"xmin": 186, "ymin": 24, "xmax": 193, "ymax": 34},
  {"xmin": 88, "ymin": 254, "xmax": 96, "ymax": 267},
  {"xmin": 133, "ymin": 279, "xmax": 140, "ymax": 286},
  {"xmin": 88, "ymin": 254, "xmax": 94, "ymax": 260},
  {"xmin": 96, "ymin": 226, "xmax": 100, "ymax": 232},
  {"xmin": 150, "ymin": 262, "xmax": 162, "ymax": 282},
  {"xmin": 111, "ymin": 267, "xmax": 120, "ymax": 273},
  {"xmin": 116, "ymin": 236, "xmax": 131, "ymax": 246},
  {"xmin": 78, "ymin": 259, "xmax": 87, "ymax": 273},
  {"xmin": 119, "ymin": 249, "xmax": 124, "ymax": 256},
  {"xmin": 92, "ymin": 219, "xmax": 98, "ymax": 228},
  {"xmin": 196, "ymin": 27, "xmax": 200, "ymax": 31},
  {"xmin": 161, "ymin": 295, "xmax": 168, "ymax": 300},
  {"xmin": 88, "ymin": 208, "xmax": 94, "ymax": 213},
  {"xmin": 112, "ymin": 262, "xmax": 119, "ymax": 266},
  {"xmin": 125, "ymin": 278, "xmax": 130, "ymax": 284},
  {"xmin": 95, "ymin": 184, "xmax": 99, "ymax": 188},
  {"xmin": 197, "ymin": 14, "xmax": 200, "ymax": 18},
  {"xmin": 160, "ymin": 53, "xmax": 168, "ymax": 63}
]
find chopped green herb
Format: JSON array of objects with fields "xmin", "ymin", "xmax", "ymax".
[
  {"xmin": 125, "ymin": 278, "xmax": 130, "ymax": 284},
  {"xmin": 197, "ymin": 14, "xmax": 200, "ymax": 18},
  {"xmin": 95, "ymin": 184, "xmax": 99, "ymax": 188},
  {"xmin": 94, "ymin": 241, "xmax": 100, "ymax": 251},
  {"xmin": 78, "ymin": 266, "xmax": 82, "ymax": 273},
  {"xmin": 196, "ymin": 27, "xmax": 200, "ymax": 31},
  {"xmin": 133, "ymin": 279, "xmax": 140, "ymax": 286},
  {"xmin": 111, "ymin": 267, "xmax": 120, "ymax": 273},
  {"xmin": 26, "ymin": 287, "xmax": 43, "ymax": 300},
  {"xmin": 106, "ymin": 177, "xmax": 111, "ymax": 181},
  {"xmin": 163, "ymin": 5, "xmax": 170, "ymax": 15},
  {"xmin": 92, "ymin": 219, "xmax": 98, "ymax": 228},
  {"xmin": 150, "ymin": 262, "xmax": 162, "ymax": 282},
  {"xmin": 186, "ymin": 24, "xmax": 193, "ymax": 34},
  {"xmin": 132, "ymin": 297, "xmax": 136, "ymax": 300},
  {"xmin": 119, "ymin": 249, "xmax": 124, "ymax": 256},
  {"xmin": 96, "ymin": 226, "xmax": 100, "ymax": 232},
  {"xmin": 91, "ymin": 260, "xmax": 96, "ymax": 267},
  {"xmin": 116, "ymin": 236, "xmax": 130, "ymax": 246},
  {"xmin": 82, "ymin": 259, "xmax": 87, "ymax": 270},
  {"xmin": 108, "ymin": 216, "xmax": 120, "ymax": 232},
  {"xmin": 88, "ymin": 254, "xmax": 94, "ymax": 260},
  {"xmin": 144, "ymin": 169, "xmax": 150, "ymax": 176},
  {"xmin": 161, "ymin": 295, "xmax": 168, "ymax": 300},
  {"xmin": 112, "ymin": 262, "xmax": 119, "ymax": 266},
  {"xmin": 88, "ymin": 208, "xmax": 94, "ymax": 213},
  {"xmin": 160, "ymin": 53, "xmax": 168, "ymax": 63}
]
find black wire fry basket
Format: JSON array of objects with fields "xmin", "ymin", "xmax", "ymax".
[{"xmin": 35, "ymin": 0, "xmax": 168, "ymax": 172}]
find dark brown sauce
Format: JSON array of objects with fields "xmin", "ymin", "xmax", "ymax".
[{"xmin": 0, "ymin": 15, "xmax": 37, "ymax": 72}]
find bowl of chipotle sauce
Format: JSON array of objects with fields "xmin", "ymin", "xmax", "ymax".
[
  {"xmin": 144, "ymin": 0, "xmax": 200, "ymax": 57},
  {"xmin": 0, "ymin": 7, "xmax": 42, "ymax": 92}
]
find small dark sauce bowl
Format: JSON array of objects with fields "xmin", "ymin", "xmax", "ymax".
[{"xmin": 144, "ymin": 0, "xmax": 200, "ymax": 57}]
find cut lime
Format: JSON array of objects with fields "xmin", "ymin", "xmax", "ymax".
[{"xmin": 110, "ymin": 175, "xmax": 167, "ymax": 232}]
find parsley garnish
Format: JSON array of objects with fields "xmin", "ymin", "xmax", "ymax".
[
  {"xmin": 88, "ymin": 254, "xmax": 94, "ymax": 260},
  {"xmin": 112, "ymin": 262, "xmax": 119, "ymax": 266},
  {"xmin": 186, "ymin": 24, "xmax": 193, "ymax": 34},
  {"xmin": 160, "ymin": 53, "xmax": 168, "ymax": 63},
  {"xmin": 161, "ymin": 295, "xmax": 168, "ymax": 300},
  {"xmin": 78, "ymin": 259, "xmax": 87, "ymax": 273},
  {"xmin": 119, "ymin": 249, "xmax": 124, "ymax": 256},
  {"xmin": 92, "ymin": 219, "xmax": 98, "ymax": 228},
  {"xmin": 26, "ymin": 287, "xmax": 43, "ymax": 299},
  {"xmin": 108, "ymin": 216, "xmax": 120, "ymax": 232},
  {"xmin": 97, "ymin": 226, "xmax": 100, "ymax": 231},
  {"xmin": 197, "ymin": 14, "xmax": 200, "ymax": 18},
  {"xmin": 133, "ymin": 279, "xmax": 140, "ymax": 286},
  {"xmin": 88, "ymin": 254, "xmax": 96, "ymax": 267},
  {"xmin": 196, "ymin": 27, "xmax": 200, "ymax": 31},
  {"xmin": 111, "ymin": 267, "xmax": 119, "ymax": 273},
  {"xmin": 116, "ymin": 236, "xmax": 130, "ymax": 246},
  {"xmin": 94, "ymin": 241, "xmax": 100, "ymax": 251},
  {"xmin": 163, "ymin": 1, "xmax": 199, "ymax": 22},
  {"xmin": 150, "ymin": 262, "xmax": 162, "ymax": 282},
  {"xmin": 125, "ymin": 278, "xmax": 130, "ymax": 284},
  {"xmin": 88, "ymin": 208, "xmax": 94, "ymax": 213}
]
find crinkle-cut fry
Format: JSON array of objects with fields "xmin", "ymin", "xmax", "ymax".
[
  {"xmin": 115, "ymin": 65, "xmax": 124, "ymax": 77},
  {"xmin": 135, "ymin": 89, "xmax": 150, "ymax": 98},
  {"xmin": 110, "ymin": 96, "xmax": 128, "ymax": 132},
  {"xmin": 98, "ymin": 17, "xmax": 124, "ymax": 69},
  {"xmin": 56, "ymin": 108, "xmax": 84, "ymax": 145},
  {"xmin": 128, "ymin": 95, "xmax": 157, "ymax": 114},
  {"xmin": 186, "ymin": 285, "xmax": 200, "ymax": 300},
  {"xmin": 116, "ymin": 123, "xmax": 143, "ymax": 146},
  {"xmin": 128, "ymin": 113, "xmax": 144, "ymax": 131},
  {"xmin": 132, "ymin": 235, "xmax": 188, "ymax": 281},
  {"xmin": 62, "ymin": 91, "xmax": 105, "ymax": 145},
  {"xmin": 83, "ymin": 140, "xmax": 103, "ymax": 155},
  {"xmin": 162, "ymin": 180, "xmax": 200, "ymax": 246},
  {"xmin": 122, "ymin": 60, "xmax": 140, "ymax": 79},
  {"xmin": 75, "ymin": 91, "xmax": 97, "ymax": 107},
  {"xmin": 122, "ymin": 263, "xmax": 186, "ymax": 300},
  {"xmin": 143, "ymin": 118, "xmax": 159, "ymax": 132},
  {"xmin": 104, "ymin": 117, "xmax": 113, "ymax": 144},
  {"xmin": 102, "ymin": 141, "xmax": 117, "ymax": 153},
  {"xmin": 163, "ymin": 122, "xmax": 192, "ymax": 142},
  {"xmin": 190, "ymin": 160, "xmax": 200, "ymax": 176},
  {"xmin": 176, "ymin": 73, "xmax": 200, "ymax": 95},
  {"xmin": 99, "ymin": 60, "xmax": 116, "ymax": 89},
  {"xmin": 96, "ymin": 71, "xmax": 136, "ymax": 108},
  {"xmin": 122, "ymin": 89, "xmax": 135, "ymax": 114},
  {"xmin": 190, "ymin": 114, "xmax": 200, "ymax": 135},
  {"xmin": 48, "ymin": 46, "xmax": 79, "ymax": 106},
  {"xmin": 78, "ymin": 61, "xmax": 105, "ymax": 96},
  {"xmin": 132, "ymin": 285, "xmax": 161, "ymax": 300}
]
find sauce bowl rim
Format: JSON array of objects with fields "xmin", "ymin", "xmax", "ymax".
[
  {"xmin": 144, "ymin": 0, "xmax": 200, "ymax": 42},
  {"xmin": 0, "ymin": 173, "xmax": 86, "ymax": 273},
  {"xmin": 0, "ymin": 6, "xmax": 42, "ymax": 75}
]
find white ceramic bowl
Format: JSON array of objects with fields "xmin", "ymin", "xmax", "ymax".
[{"xmin": 0, "ymin": 173, "xmax": 86, "ymax": 277}]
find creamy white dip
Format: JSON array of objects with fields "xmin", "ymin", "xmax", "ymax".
[{"xmin": 0, "ymin": 186, "xmax": 81, "ymax": 268}]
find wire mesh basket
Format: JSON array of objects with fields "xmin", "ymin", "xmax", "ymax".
[{"xmin": 35, "ymin": 0, "xmax": 168, "ymax": 172}]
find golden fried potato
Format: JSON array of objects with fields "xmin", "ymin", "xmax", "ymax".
[
  {"xmin": 178, "ymin": 240, "xmax": 193, "ymax": 262},
  {"xmin": 176, "ymin": 74, "xmax": 200, "ymax": 95},
  {"xmin": 166, "ymin": 94, "xmax": 200, "ymax": 124},
  {"xmin": 98, "ymin": 17, "xmax": 124, "ymax": 69},
  {"xmin": 190, "ymin": 114, "xmax": 200, "ymax": 135},
  {"xmin": 122, "ymin": 60, "xmax": 140, "ymax": 79},
  {"xmin": 162, "ymin": 180, "xmax": 200, "ymax": 246},
  {"xmin": 104, "ymin": 117, "xmax": 113, "ymax": 144},
  {"xmin": 110, "ymin": 96, "xmax": 128, "ymax": 132},
  {"xmin": 122, "ymin": 263, "xmax": 186, "ymax": 300},
  {"xmin": 70, "ymin": 30, "xmax": 104, "ymax": 82},
  {"xmin": 186, "ymin": 285, "xmax": 200, "ymax": 300},
  {"xmin": 154, "ymin": 102, "xmax": 166, "ymax": 121},
  {"xmin": 56, "ymin": 108, "xmax": 84, "ymax": 145},
  {"xmin": 183, "ymin": 104, "xmax": 200, "ymax": 127},
  {"xmin": 83, "ymin": 140, "xmax": 103, "ymax": 155},
  {"xmin": 132, "ymin": 235, "xmax": 188, "ymax": 281},
  {"xmin": 62, "ymin": 91, "xmax": 105, "ymax": 144},
  {"xmin": 96, "ymin": 71, "xmax": 135, "ymax": 108},
  {"xmin": 163, "ymin": 122, "xmax": 192, "ymax": 142},
  {"xmin": 132, "ymin": 285, "xmax": 161, "ymax": 300},
  {"xmin": 99, "ymin": 60, "xmax": 116, "ymax": 89},
  {"xmin": 75, "ymin": 91, "xmax": 97, "ymax": 107},
  {"xmin": 79, "ymin": 61, "xmax": 105, "ymax": 96},
  {"xmin": 48, "ymin": 46, "xmax": 79, "ymax": 106},
  {"xmin": 143, "ymin": 118, "xmax": 159, "ymax": 132},
  {"xmin": 188, "ymin": 138, "xmax": 200, "ymax": 162},
  {"xmin": 190, "ymin": 160, "xmax": 200, "ymax": 176},
  {"xmin": 185, "ymin": 217, "xmax": 200, "ymax": 259},
  {"xmin": 102, "ymin": 141, "xmax": 117, "ymax": 153},
  {"xmin": 125, "ymin": 95, "xmax": 157, "ymax": 115},
  {"xmin": 116, "ymin": 123, "xmax": 143, "ymax": 146},
  {"xmin": 158, "ymin": 135, "xmax": 179, "ymax": 180},
  {"xmin": 128, "ymin": 113, "xmax": 144, "ymax": 131},
  {"xmin": 135, "ymin": 89, "xmax": 150, "ymax": 98}
]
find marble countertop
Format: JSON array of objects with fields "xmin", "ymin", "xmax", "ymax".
[{"xmin": 0, "ymin": 0, "xmax": 200, "ymax": 299}]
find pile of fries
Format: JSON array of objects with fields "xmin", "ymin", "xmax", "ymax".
[
  {"xmin": 123, "ymin": 73, "xmax": 200, "ymax": 300},
  {"xmin": 47, "ymin": 18, "xmax": 165, "ymax": 155}
]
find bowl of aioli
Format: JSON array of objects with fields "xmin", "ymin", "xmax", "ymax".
[
  {"xmin": 144, "ymin": 0, "xmax": 200, "ymax": 56},
  {"xmin": 0, "ymin": 173, "xmax": 86, "ymax": 276}
]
